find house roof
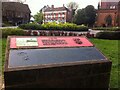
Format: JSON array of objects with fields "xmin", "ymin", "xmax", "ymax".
[
  {"xmin": 101, "ymin": 0, "xmax": 119, "ymax": 2},
  {"xmin": 44, "ymin": 6, "xmax": 70, "ymax": 12},
  {"xmin": 2, "ymin": 2, "xmax": 31, "ymax": 13}
]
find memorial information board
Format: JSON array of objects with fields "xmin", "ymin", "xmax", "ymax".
[
  {"xmin": 10, "ymin": 36, "xmax": 93, "ymax": 48},
  {"xmin": 16, "ymin": 38, "xmax": 38, "ymax": 47}
]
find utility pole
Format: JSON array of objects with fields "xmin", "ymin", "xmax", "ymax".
[{"xmin": 0, "ymin": 0, "xmax": 2, "ymax": 27}]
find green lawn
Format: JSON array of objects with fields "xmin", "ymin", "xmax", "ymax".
[
  {"xmin": 90, "ymin": 38, "xmax": 119, "ymax": 88},
  {"xmin": 0, "ymin": 38, "xmax": 6, "ymax": 74},
  {"xmin": 0, "ymin": 38, "xmax": 119, "ymax": 88}
]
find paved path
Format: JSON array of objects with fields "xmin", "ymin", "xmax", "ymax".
[{"xmin": 0, "ymin": 26, "xmax": 18, "ymax": 29}]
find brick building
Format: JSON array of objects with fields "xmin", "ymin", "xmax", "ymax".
[
  {"xmin": 2, "ymin": 2, "xmax": 31, "ymax": 26},
  {"xmin": 118, "ymin": 2, "xmax": 120, "ymax": 26},
  {"xmin": 100, "ymin": 0, "xmax": 119, "ymax": 9},
  {"xmin": 96, "ymin": 0, "xmax": 120, "ymax": 27},
  {"xmin": 42, "ymin": 5, "xmax": 72, "ymax": 23}
]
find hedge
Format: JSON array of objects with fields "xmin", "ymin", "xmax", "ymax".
[
  {"xmin": 1, "ymin": 28, "xmax": 25, "ymax": 38},
  {"xmin": 19, "ymin": 22, "xmax": 88, "ymax": 31},
  {"xmin": 1, "ymin": 27, "xmax": 94, "ymax": 38},
  {"xmin": 96, "ymin": 31, "xmax": 120, "ymax": 40},
  {"xmin": 24, "ymin": 30, "xmax": 94, "ymax": 38},
  {"xmin": 93, "ymin": 27, "xmax": 120, "ymax": 31}
]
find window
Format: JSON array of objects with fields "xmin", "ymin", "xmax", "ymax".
[
  {"xmin": 62, "ymin": 17, "xmax": 65, "ymax": 22},
  {"xmin": 58, "ymin": 13, "xmax": 61, "ymax": 17},
  {"xmin": 62, "ymin": 13, "xmax": 65, "ymax": 17},
  {"xmin": 110, "ymin": 6, "xmax": 116, "ymax": 9},
  {"xmin": 48, "ymin": 14, "xmax": 50, "ymax": 18},
  {"xmin": 50, "ymin": 14, "xmax": 52, "ymax": 18},
  {"xmin": 54, "ymin": 13, "xmax": 56, "ymax": 18},
  {"xmin": 45, "ymin": 15, "xmax": 47, "ymax": 18}
]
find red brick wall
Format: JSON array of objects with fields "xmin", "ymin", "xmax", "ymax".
[
  {"xmin": 96, "ymin": 9, "xmax": 118, "ymax": 26},
  {"xmin": 44, "ymin": 10, "xmax": 72, "ymax": 23}
]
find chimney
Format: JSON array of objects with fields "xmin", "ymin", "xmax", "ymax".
[
  {"xmin": 47, "ymin": 5, "xmax": 49, "ymax": 8},
  {"xmin": 51, "ymin": 5, "xmax": 54, "ymax": 8}
]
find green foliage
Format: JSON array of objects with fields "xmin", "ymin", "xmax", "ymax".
[
  {"xmin": 33, "ymin": 12, "xmax": 43, "ymax": 24},
  {"xmin": 85, "ymin": 5, "xmax": 96, "ymax": 26},
  {"xmin": 73, "ymin": 9, "xmax": 86, "ymax": 25},
  {"xmin": 2, "ymin": 21, "xmax": 13, "ymax": 27},
  {"xmin": 96, "ymin": 31, "xmax": 120, "ymax": 40},
  {"xmin": 41, "ymin": 22, "xmax": 62, "ymax": 30},
  {"xmin": 19, "ymin": 22, "xmax": 88, "ymax": 31},
  {"xmin": 1, "ymin": 28, "xmax": 25, "ymax": 38},
  {"xmin": 93, "ymin": 27, "xmax": 120, "ymax": 31},
  {"xmin": 19, "ymin": 23, "xmax": 42, "ymax": 30},
  {"xmin": 73, "ymin": 5, "xmax": 96, "ymax": 27},
  {"xmin": 1, "ymin": 38, "xmax": 6, "ymax": 74}
]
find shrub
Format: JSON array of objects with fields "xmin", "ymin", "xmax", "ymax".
[
  {"xmin": 19, "ymin": 23, "xmax": 42, "ymax": 30},
  {"xmin": 96, "ymin": 31, "xmax": 120, "ymax": 40},
  {"xmin": 19, "ymin": 22, "xmax": 88, "ymax": 31},
  {"xmin": 93, "ymin": 27, "xmax": 120, "ymax": 31},
  {"xmin": 76, "ymin": 25, "xmax": 88, "ymax": 31},
  {"xmin": 2, "ymin": 22, "xmax": 13, "ymax": 27},
  {"xmin": 1, "ymin": 28, "xmax": 25, "ymax": 38}
]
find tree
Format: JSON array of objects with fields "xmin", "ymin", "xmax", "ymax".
[
  {"xmin": 73, "ymin": 5, "xmax": 96, "ymax": 27},
  {"xmin": 67, "ymin": 2, "xmax": 79, "ymax": 22},
  {"xmin": 73, "ymin": 9, "xmax": 86, "ymax": 25},
  {"xmin": 67, "ymin": 2, "xmax": 79, "ymax": 10},
  {"xmin": 33, "ymin": 12, "xmax": 43, "ymax": 24},
  {"xmin": 85, "ymin": 5, "xmax": 96, "ymax": 27}
]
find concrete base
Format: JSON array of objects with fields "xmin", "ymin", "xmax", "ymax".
[{"xmin": 4, "ymin": 61, "xmax": 111, "ymax": 88}]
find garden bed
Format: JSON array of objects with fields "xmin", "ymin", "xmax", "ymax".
[
  {"xmin": 19, "ymin": 23, "xmax": 89, "ymax": 32},
  {"xmin": 93, "ymin": 27, "xmax": 120, "ymax": 31}
]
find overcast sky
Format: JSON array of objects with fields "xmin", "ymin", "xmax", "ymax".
[{"xmin": 24, "ymin": 0, "xmax": 100, "ymax": 15}]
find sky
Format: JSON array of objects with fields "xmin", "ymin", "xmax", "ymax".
[{"xmin": 24, "ymin": 0, "xmax": 100, "ymax": 15}]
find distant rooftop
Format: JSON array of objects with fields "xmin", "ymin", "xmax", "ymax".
[
  {"xmin": 101, "ymin": 0, "xmax": 120, "ymax": 2},
  {"xmin": 2, "ymin": 2, "xmax": 31, "ymax": 13},
  {"xmin": 44, "ymin": 5, "xmax": 70, "ymax": 12},
  {"xmin": 1, "ymin": 0, "xmax": 26, "ymax": 3}
]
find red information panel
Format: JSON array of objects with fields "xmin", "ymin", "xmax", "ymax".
[{"xmin": 10, "ymin": 36, "xmax": 93, "ymax": 48}]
